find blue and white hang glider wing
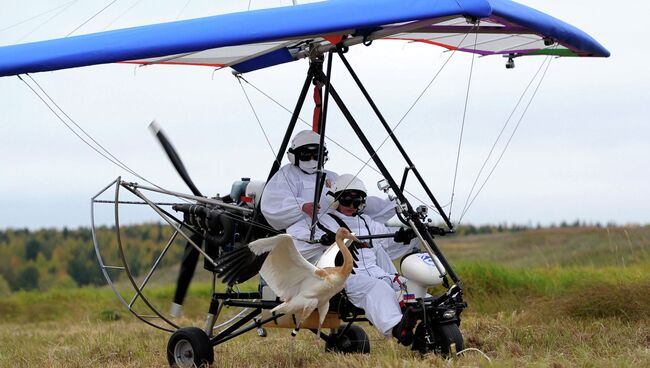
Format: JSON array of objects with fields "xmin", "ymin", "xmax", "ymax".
[{"xmin": 0, "ymin": 0, "xmax": 609, "ymax": 77}]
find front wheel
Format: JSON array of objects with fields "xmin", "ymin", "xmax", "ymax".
[
  {"xmin": 325, "ymin": 324, "xmax": 370, "ymax": 354},
  {"xmin": 412, "ymin": 322, "xmax": 463, "ymax": 356},
  {"xmin": 167, "ymin": 327, "xmax": 214, "ymax": 367}
]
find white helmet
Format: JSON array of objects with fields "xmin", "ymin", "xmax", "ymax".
[
  {"xmin": 329, "ymin": 174, "xmax": 367, "ymax": 212},
  {"xmin": 332, "ymin": 174, "xmax": 367, "ymax": 194},
  {"xmin": 286, "ymin": 130, "xmax": 328, "ymax": 174}
]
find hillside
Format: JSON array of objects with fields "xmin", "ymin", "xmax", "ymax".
[
  {"xmin": 1, "ymin": 224, "xmax": 648, "ymax": 294},
  {"xmin": 438, "ymin": 225, "xmax": 650, "ymax": 268}
]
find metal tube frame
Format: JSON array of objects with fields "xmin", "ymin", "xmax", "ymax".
[
  {"xmin": 92, "ymin": 42, "xmax": 469, "ymax": 347},
  {"xmin": 336, "ymin": 49, "xmax": 454, "ymax": 230},
  {"xmin": 92, "ymin": 179, "xmax": 164, "ymax": 330},
  {"xmin": 323, "ymin": 69, "xmax": 463, "ymax": 285},
  {"xmin": 244, "ymin": 65, "xmax": 315, "ymax": 243},
  {"xmin": 90, "ymin": 177, "xmax": 178, "ymax": 332},
  {"xmin": 310, "ymin": 51, "xmax": 333, "ymax": 240}
]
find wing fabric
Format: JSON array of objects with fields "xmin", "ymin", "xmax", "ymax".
[
  {"xmin": 257, "ymin": 235, "xmax": 320, "ymax": 301},
  {"xmin": 0, "ymin": 0, "xmax": 608, "ymax": 78},
  {"xmin": 0, "ymin": 0, "xmax": 490, "ymax": 77}
]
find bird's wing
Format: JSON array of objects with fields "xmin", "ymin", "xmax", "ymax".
[
  {"xmin": 214, "ymin": 241, "xmax": 270, "ymax": 286},
  {"xmin": 257, "ymin": 234, "xmax": 321, "ymax": 301}
]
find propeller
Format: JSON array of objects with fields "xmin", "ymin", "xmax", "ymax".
[
  {"xmin": 149, "ymin": 120, "xmax": 204, "ymax": 317},
  {"xmin": 149, "ymin": 120, "xmax": 203, "ymax": 197}
]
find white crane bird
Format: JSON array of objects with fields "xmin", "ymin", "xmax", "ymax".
[{"xmin": 248, "ymin": 228, "xmax": 357, "ymax": 335}]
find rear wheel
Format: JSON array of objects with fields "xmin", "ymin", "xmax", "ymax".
[
  {"xmin": 325, "ymin": 324, "xmax": 370, "ymax": 354},
  {"xmin": 167, "ymin": 327, "xmax": 214, "ymax": 367}
]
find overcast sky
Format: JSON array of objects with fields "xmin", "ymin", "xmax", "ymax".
[{"xmin": 0, "ymin": 0, "xmax": 648, "ymax": 230}]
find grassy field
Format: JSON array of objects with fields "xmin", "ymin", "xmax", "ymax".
[{"xmin": 1, "ymin": 226, "xmax": 649, "ymax": 367}]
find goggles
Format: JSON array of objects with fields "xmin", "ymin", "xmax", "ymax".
[
  {"xmin": 336, "ymin": 190, "xmax": 367, "ymax": 209},
  {"xmin": 296, "ymin": 145, "xmax": 327, "ymax": 162}
]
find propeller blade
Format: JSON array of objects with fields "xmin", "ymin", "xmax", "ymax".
[
  {"xmin": 171, "ymin": 232, "xmax": 204, "ymax": 316},
  {"xmin": 149, "ymin": 120, "xmax": 203, "ymax": 197}
]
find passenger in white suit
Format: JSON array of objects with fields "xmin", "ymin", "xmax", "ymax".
[{"xmin": 287, "ymin": 174, "xmax": 419, "ymax": 344}]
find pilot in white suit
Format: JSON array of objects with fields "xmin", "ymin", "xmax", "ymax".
[
  {"xmin": 261, "ymin": 130, "xmax": 395, "ymax": 232},
  {"xmin": 261, "ymin": 129, "xmax": 338, "ymax": 231},
  {"xmin": 287, "ymin": 174, "xmax": 419, "ymax": 344}
]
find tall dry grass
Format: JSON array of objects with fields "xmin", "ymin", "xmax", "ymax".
[{"xmin": 2, "ymin": 225, "xmax": 649, "ymax": 366}]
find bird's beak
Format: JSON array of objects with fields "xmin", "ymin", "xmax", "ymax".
[{"xmin": 348, "ymin": 232, "xmax": 360, "ymax": 243}]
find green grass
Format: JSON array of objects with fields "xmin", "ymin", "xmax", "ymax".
[
  {"xmin": 1, "ymin": 225, "xmax": 649, "ymax": 366},
  {"xmin": 438, "ymin": 225, "xmax": 650, "ymax": 268}
]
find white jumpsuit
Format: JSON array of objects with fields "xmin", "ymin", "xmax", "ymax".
[
  {"xmin": 260, "ymin": 163, "xmax": 396, "ymax": 232},
  {"xmin": 289, "ymin": 210, "xmax": 414, "ymax": 336},
  {"xmin": 260, "ymin": 163, "xmax": 337, "ymax": 231}
]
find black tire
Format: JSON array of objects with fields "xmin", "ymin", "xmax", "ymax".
[
  {"xmin": 433, "ymin": 323, "xmax": 463, "ymax": 356},
  {"xmin": 167, "ymin": 327, "xmax": 214, "ymax": 367},
  {"xmin": 412, "ymin": 322, "xmax": 463, "ymax": 356},
  {"xmin": 325, "ymin": 324, "xmax": 370, "ymax": 354}
]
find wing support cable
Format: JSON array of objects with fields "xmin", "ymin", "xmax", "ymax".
[
  {"xmin": 312, "ymin": 25, "xmax": 477, "ymax": 228},
  {"xmin": 235, "ymin": 73, "xmax": 313, "ymax": 233},
  {"xmin": 17, "ymin": 74, "xmax": 190, "ymax": 204},
  {"xmin": 458, "ymin": 55, "xmax": 555, "ymax": 222},
  {"xmin": 66, "ymin": 0, "xmax": 120, "ymax": 37},
  {"xmin": 0, "ymin": 1, "xmax": 77, "ymax": 35},
  {"xmin": 15, "ymin": 1, "xmax": 79, "ymax": 43},
  {"xmin": 458, "ymin": 55, "xmax": 553, "ymax": 220},
  {"xmin": 324, "ymin": 81, "xmax": 462, "ymax": 283},
  {"xmin": 336, "ymin": 49, "xmax": 453, "ymax": 229},
  {"xmin": 237, "ymin": 76, "xmax": 451, "ymax": 218},
  {"xmin": 102, "ymin": 0, "xmax": 145, "ymax": 30},
  {"xmin": 449, "ymin": 22, "xmax": 480, "ymax": 221}
]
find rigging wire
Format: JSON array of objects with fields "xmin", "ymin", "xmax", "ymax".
[
  {"xmin": 24, "ymin": 74, "xmax": 141, "ymax": 179},
  {"xmin": 311, "ymin": 26, "xmax": 477, "ymax": 226},
  {"xmin": 236, "ymin": 76, "xmax": 313, "ymax": 231},
  {"xmin": 237, "ymin": 76, "xmax": 380, "ymax": 173},
  {"xmin": 16, "ymin": 1, "xmax": 78, "ymax": 43},
  {"xmin": 0, "ymin": 0, "xmax": 77, "ymax": 34},
  {"xmin": 19, "ymin": 75, "xmax": 131, "ymax": 172},
  {"xmin": 102, "ymin": 0, "xmax": 145, "ymax": 30},
  {"xmin": 458, "ymin": 55, "xmax": 554, "ymax": 223},
  {"xmin": 238, "ymin": 75, "xmax": 452, "ymax": 220},
  {"xmin": 18, "ymin": 74, "xmax": 188, "ymax": 203},
  {"xmin": 175, "ymin": 0, "xmax": 193, "ymax": 20},
  {"xmin": 66, "ymin": 0, "xmax": 120, "ymax": 37},
  {"xmin": 449, "ymin": 23, "xmax": 479, "ymax": 221},
  {"xmin": 240, "ymin": 75, "xmax": 441, "ymax": 219},
  {"xmin": 459, "ymin": 55, "xmax": 551, "ymax": 219},
  {"xmin": 235, "ymin": 30, "xmax": 472, "ymax": 218}
]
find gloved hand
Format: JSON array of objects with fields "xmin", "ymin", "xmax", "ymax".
[
  {"xmin": 393, "ymin": 227, "xmax": 416, "ymax": 244},
  {"xmin": 319, "ymin": 232, "xmax": 336, "ymax": 246}
]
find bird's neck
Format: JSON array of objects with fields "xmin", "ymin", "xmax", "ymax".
[{"xmin": 335, "ymin": 234, "xmax": 354, "ymax": 276}]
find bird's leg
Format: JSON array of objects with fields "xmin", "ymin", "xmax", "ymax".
[
  {"xmin": 289, "ymin": 323, "xmax": 300, "ymax": 365},
  {"xmin": 315, "ymin": 325, "xmax": 322, "ymax": 344},
  {"xmin": 315, "ymin": 302, "xmax": 329, "ymax": 344},
  {"xmin": 291, "ymin": 326, "xmax": 300, "ymax": 338}
]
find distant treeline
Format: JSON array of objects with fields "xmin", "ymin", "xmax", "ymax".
[
  {"xmin": 452, "ymin": 220, "xmax": 628, "ymax": 236},
  {"xmin": 0, "ymin": 221, "xmax": 640, "ymax": 295},
  {"xmin": 0, "ymin": 224, "xmax": 186, "ymax": 296}
]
